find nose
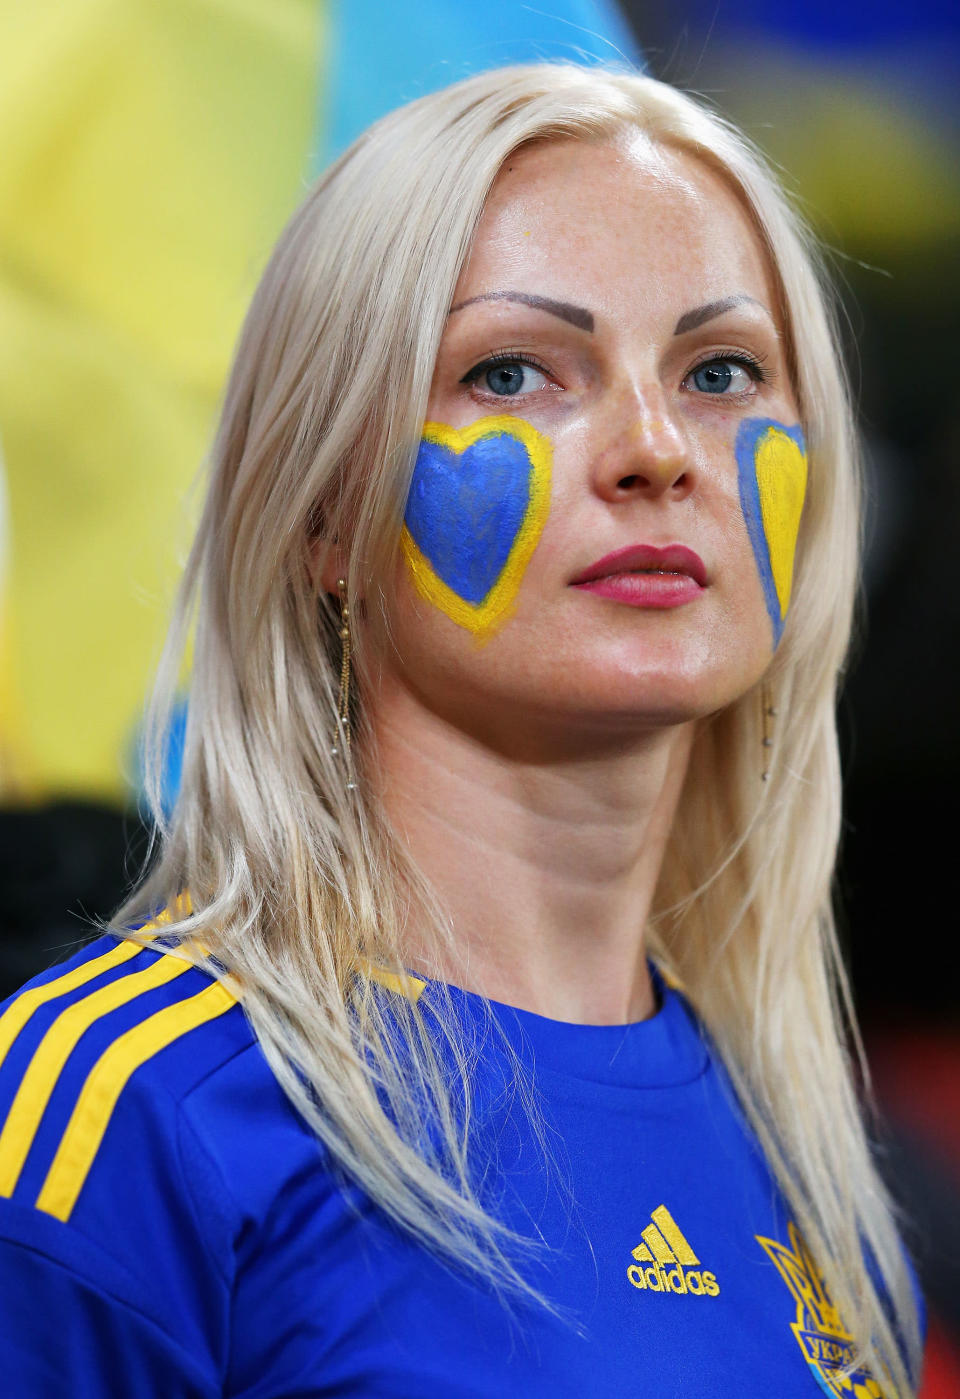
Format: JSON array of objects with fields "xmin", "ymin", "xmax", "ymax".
[{"xmin": 592, "ymin": 383, "xmax": 692, "ymax": 503}]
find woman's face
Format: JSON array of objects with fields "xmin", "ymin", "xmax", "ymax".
[{"xmin": 378, "ymin": 135, "xmax": 804, "ymax": 747}]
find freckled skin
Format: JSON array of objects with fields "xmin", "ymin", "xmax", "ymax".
[{"xmin": 366, "ymin": 137, "xmax": 802, "ymax": 749}]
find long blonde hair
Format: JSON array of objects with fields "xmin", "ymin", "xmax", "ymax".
[{"xmin": 119, "ymin": 63, "xmax": 921, "ymax": 1393}]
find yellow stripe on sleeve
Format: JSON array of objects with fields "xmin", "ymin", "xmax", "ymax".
[
  {"xmin": 36, "ymin": 981, "xmax": 236, "ymax": 1222},
  {"xmin": 0, "ymin": 952, "xmax": 192, "ymax": 1198},
  {"xmin": 0, "ymin": 940, "xmax": 143, "ymax": 1075}
]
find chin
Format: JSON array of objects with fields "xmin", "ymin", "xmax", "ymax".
[
  {"xmin": 519, "ymin": 668, "xmax": 734, "ymax": 733},
  {"xmin": 592, "ymin": 631, "xmax": 769, "ymax": 716}
]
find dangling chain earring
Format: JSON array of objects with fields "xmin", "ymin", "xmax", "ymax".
[
  {"xmin": 761, "ymin": 682, "xmax": 777, "ymax": 782},
  {"xmin": 333, "ymin": 577, "xmax": 357, "ymax": 791}
]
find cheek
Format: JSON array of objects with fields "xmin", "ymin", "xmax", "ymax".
[
  {"xmin": 734, "ymin": 419, "xmax": 808, "ymax": 647},
  {"xmin": 401, "ymin": 415, "xmax": 552, "ymax": 642}
]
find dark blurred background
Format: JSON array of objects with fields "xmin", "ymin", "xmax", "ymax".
[
  {"xmin": 0, "ymin": 2, "xmax": 957, "ymax": 1391},
  {"xmin": 620, "ymin": 9, "xmax": 960, "ymax": 1390}
]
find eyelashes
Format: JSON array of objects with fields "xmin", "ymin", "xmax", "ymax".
[
  {"xmin": 460, "ymin": 347, "xmax": 777, "ymax": 399},
  {"xmin": 459, "ymin": 350, "xmax": 552, "ymax": 387},
  {"xmin": 689, "ymin": 349, "xmax": 772, "ymax": 384}
]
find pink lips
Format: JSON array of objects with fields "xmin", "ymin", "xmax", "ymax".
[{"xmin": 570, "ymin": 544, "xmax": 707, "ymax": 609}]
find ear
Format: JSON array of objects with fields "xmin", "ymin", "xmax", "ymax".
[{"xmin": 308, "ymin": 534, "xmax": 344, "ymax": 599}]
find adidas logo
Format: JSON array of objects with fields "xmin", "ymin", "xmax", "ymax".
[{"xmin": 627, "ymin": 1205, "xmax": 720, "ymax": 1297}]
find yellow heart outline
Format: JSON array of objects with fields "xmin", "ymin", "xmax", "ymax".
[{"xmin": 401, "ymin": 415, "xmax": 552, "ymax": 642}]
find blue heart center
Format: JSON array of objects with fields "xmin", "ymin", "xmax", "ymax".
[{"xmin": 404, "ymin": 431, "xmax": 533, "ymax": 605}]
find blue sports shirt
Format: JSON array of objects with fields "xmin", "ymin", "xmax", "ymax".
[{"xmin": 0, "ymin": 932, "xmax": 892, "ymax": 1396}]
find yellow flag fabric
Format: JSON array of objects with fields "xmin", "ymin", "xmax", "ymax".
[
  {"xmin": 0, "ymin": 0, "xmax": 321, "ymax": 799},
  {"xmin": 0, "ymin": 0, "xmax": 643, "ymax": 806}
]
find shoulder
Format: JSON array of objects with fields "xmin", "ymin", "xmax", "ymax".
[
  {"xmin": 0, "ymin": 930, "xmax": 256, "ymax": 1228},
  {"xmin": 0, "ymin": 930, "xmax": 265, "ymax": 1388}
]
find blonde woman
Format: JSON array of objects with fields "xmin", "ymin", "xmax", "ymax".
[{"xmin": 0, "ymin": 64, "xmax": 923, "ymax": 1396}]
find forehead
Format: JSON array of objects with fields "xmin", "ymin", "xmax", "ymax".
[{"xmin": 455, "ymin": 135, "xmax": 781, "ymax": 327}]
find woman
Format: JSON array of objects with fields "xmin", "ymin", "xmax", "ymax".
[{"xmin": 0, "ymin": 64, "xmax": 923, "ymax": 1396}]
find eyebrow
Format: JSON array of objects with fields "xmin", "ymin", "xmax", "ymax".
[
  {"xmin": 448, "ymin": 290, "xmax": 594, "ymax": 333},
  {"xmin": 673, "ymin": 294, "xmax": 771, "ymax": 336}
]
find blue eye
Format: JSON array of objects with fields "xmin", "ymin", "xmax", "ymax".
[
  {"xmin": 688, "ymin": 356, "xmax": 762, "ymax": 396},
  {"xmin": 486, "ymin": 363, "xmax": 525, "ymax": 395},
  {"xmin": 463, "ymin": 356, "xmax": 549, "ymax": 396}
]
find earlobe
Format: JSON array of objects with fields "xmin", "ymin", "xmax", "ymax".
[{"xmin": 308, "ymin": 534, "xmax": 343, "ymax": 597}]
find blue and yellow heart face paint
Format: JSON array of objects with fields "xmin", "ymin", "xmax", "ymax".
[
  {"xmin": 735, "ymin": 418, "xmax": 808, "ymax": 647},
  {"xmin": 401, "ymin": 416, "xmax": 552, "ymax": 641}
]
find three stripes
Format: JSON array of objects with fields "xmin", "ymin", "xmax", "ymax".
[
  {"xmin": 0, "ymin": 937, "xmax": 235, "ymax": 1222},
  {"xmin": 631, "ymin": 1204, "xmax": 700, "ymax": 1266}
]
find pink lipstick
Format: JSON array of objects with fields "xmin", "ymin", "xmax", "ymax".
[{"xmin": 570, "ymin": 544, "xmax": 707, "ymax": 609}]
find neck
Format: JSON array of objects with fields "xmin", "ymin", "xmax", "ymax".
[{"xmin": 368, "ymin": 684, "xmax": 694, "ymax": 1025}]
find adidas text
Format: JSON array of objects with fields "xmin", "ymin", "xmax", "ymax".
[{"xmin": 626, "ymin": 1262, "xmax": 720, "ymax": 1296}]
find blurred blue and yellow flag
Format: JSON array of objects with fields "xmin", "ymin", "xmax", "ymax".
[{"xmin": 0, "ymin": 0, "xmax": 638, "ymax": 804}]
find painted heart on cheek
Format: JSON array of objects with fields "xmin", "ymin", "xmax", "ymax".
[
  {"xmin": 401, "ymin": 416, "xmax": 552, "ymax": 640},
  {"xmin": 735, "ymin": 418, "xmax": 808, "ymax": 647}
]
